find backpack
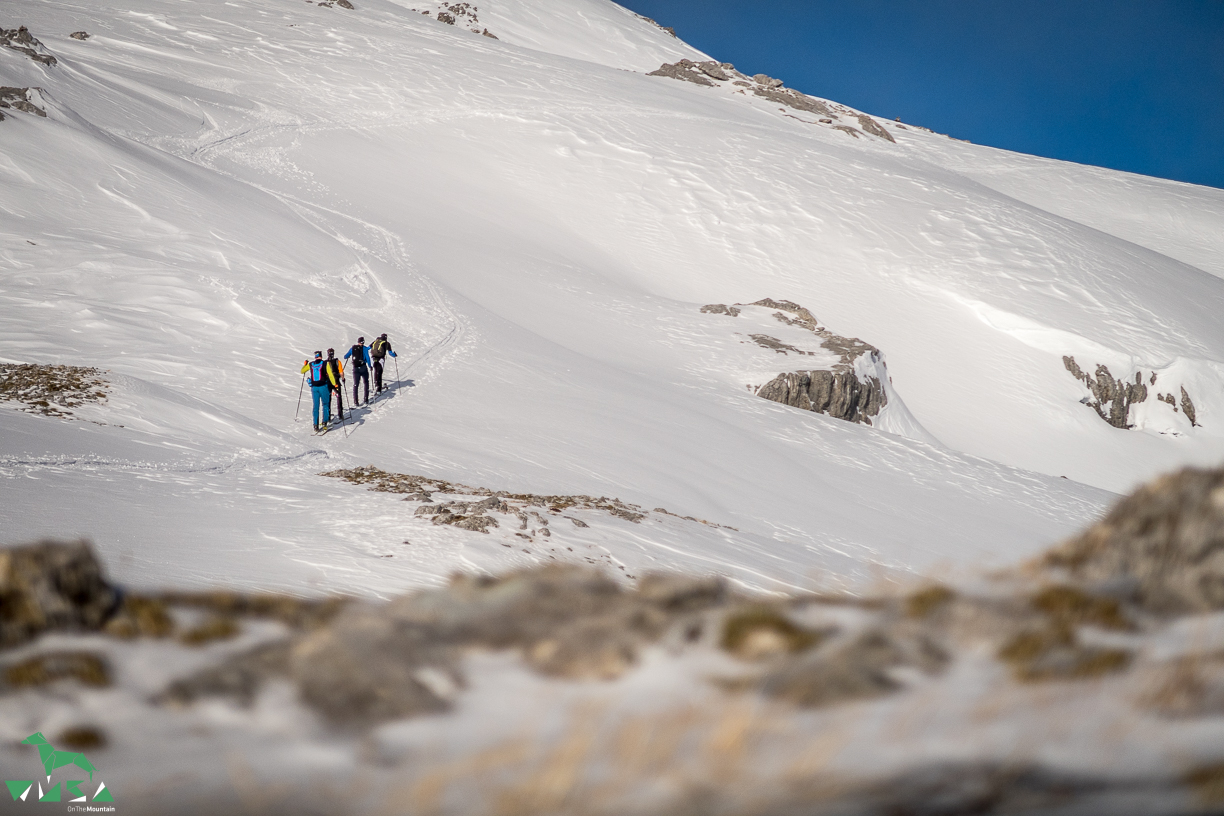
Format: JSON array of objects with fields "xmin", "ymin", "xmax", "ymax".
[
  {"xmin": 371, "ymin": 338, "xmax": 388, "ymax": 361},
  {"xmin": 308, "ymin": 359, "xmax": 328, "ymax": 386},
  {"xmin": 350, "ymin": 344, "xmax": 368, "ymax": 369}
]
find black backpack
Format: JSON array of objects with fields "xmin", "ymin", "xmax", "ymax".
[{"xmin": 350, "ymin": 344, "xmax": 368, "ymax": 369}]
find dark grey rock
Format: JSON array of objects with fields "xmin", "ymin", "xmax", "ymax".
[
  {"xmin": 0, "ymin": 27, "xmax": 57, "ymax": 66},
  {"xmin": 646, "ymin": 61, "xmax": 715, "ymax": 87},
  {"xmin": 0, "ymin": 87, "xmax": 47, "ymax": 118},
  {"xmin": 740, "ymin": 299, "xmax": 888, "ymax": 426},
  {"xmin": 0, "ymin": 541, "xmax": 120, "ymax": 648},
  {"xmin": 855, "ymin": 114, "xmax": 896, "ymax": 143},
  {"xmin": 69, "ymin": 31, "xmax": 89, "ymax": 40},
  {"xmin": 1182, "ymin": 387, "xmax": 1199, "ymax": 426},
  {"xmin": 1062, "ymin": 356, "xmax": 1150, "ymax": 429}
]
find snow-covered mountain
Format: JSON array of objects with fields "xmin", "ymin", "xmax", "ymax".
[{"xmin": 1, "ymin": 0, "xmax": 1222, "ymax": 602}]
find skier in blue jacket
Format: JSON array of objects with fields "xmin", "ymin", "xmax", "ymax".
[
  {"xmin": 344, "ymin": 337, "xmax": 373, "ymax": 406},
  {"xmin": 300, "ymin": 351, "xmax": 339, "ymax": 431}
]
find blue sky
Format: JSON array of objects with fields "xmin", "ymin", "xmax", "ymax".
[{"xmin": 622, "ymin": 1, "xmax": 1224, "ymax": 190}]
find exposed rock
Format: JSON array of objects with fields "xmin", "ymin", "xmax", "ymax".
[
  {"xmin": 749, "ymin": 84, "xmax": 833, "ymax": 117},
  {"xmin": 752, "ymin": 73, "xmax": 784, "ymax": 88},
  {"xmin": 647, "ymin": 60, "xmax": 715, "ymax": 87},
  {"xmin": 0, "ymin": 27, "xmax": 57, "ymax": 65},
  {"xmin": 1043, "ymin": 467, "xmax": 1224, "ymax": 614},
  {"xmin": 833, "ymin": 125, "xmax": 861, "ymax": 138},
  {"xmin": 700, "ymin": 303, "xmax": 741, "ymax": 317},
  {"xmin": 3, "ymin": 651, "xmax": 110, "ymax": 689},
  {"xmin": 1062, "ymin": 356, "xmax": 1148, "ymax": 429},
  {"xmin": 324, "ymin": 465, "xmax": 653, "ymax": 528},
  {"xmin": 1182, "ymin": 387, "xmax": 1199, "ymax": 426},
  {"xmin": 166, "ymin": 566, "xmax": 730, "ymax": 727},
  {"xmin": 855, "ymin": 114, "xmax": 896, "ymax": 143},
  {"xmin": 69, "ymin": 31, "xmax": 89, "ymax": 40},
  {"xmin": 760, "ymin": 629, "xmax": 945, "ymax": 707},
  {"xmin": 0, "ymin": 363, "xmax": 106, "ymax": 415},
  {"xmin": 0, "ymin": 541, "xmax": 119, "ymax": 648},
  {"xmin": 0, "ymin": 87, "xmax": 48, "ymax": 120},
  {"xmin": 633, "ymin": 13, "xmax": 677, "ymax": 37},
  {"xmin": 758, "ymin": 369, "xmax": 886, "ymax": 424},
  {"xmin": 694, "ymin": 61, "xmax": 730, "ymax": 81},
  {"xmin": 436, "ymin": 11, "xmax": 455, "ymax": 24},
  {"xmin": 741, "ymin": 299, "xmax": 888, "ymax": 425},
  {"xmin": 159, "ymin": 642, "xmax": 291, "ymax": 707},
  {"xmin": 748, "ymin": 334, "xmax": 814, "ymax": 356}
]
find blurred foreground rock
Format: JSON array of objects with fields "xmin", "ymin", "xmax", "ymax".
[{"xmin": 7, "ymin": 467, "xmax": 1224, "ymax": 814}]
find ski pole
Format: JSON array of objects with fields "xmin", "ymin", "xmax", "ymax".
[
  {"xmin": 394, "ymin": 355, "xmax": 400, "ymax": 390},
  {"xmin": 295, "ymin": 372, "xmax": 306, "ymax": 420},
  {"xmin": 338, "ymin": 381, "xmax": 351, "ymax": 438}
]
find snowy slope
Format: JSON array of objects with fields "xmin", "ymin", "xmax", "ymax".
[{"xmin": 0, "ymin": 0, "xmax": 1221, "ymax": 600}]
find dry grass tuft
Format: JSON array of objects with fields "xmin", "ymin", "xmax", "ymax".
[
  {"xmin": 4, "ymin": 651, "xmax": 110, "ymax": 688},
  {"xmin": 179, "ymin": 616, "xmax": 241, "ymax": 646},
  {"xmin": 103, "ymin": 595, "xmax": 175, "ymax": 639},
  {"xmin": 997, "ymin": 624, "xmax": 1130, "ymax": 683},
  {"xmin": 155, "ymin": 590, "xmax": 347, "ymax": 631},
  {"xmin": 905, "ymin": 585, "xmax": 955, "ymax": 619},
  {"xmin": 1029, "ymin": 584, "xmax": 1131, "ymax": 631},
  {"xmin": 722, "ymin": 606, "xmax": 825, "ymax": 660}
]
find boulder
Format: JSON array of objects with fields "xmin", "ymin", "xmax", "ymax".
[
  {"xmin": 0, "ymin": 541, "xmax": 119, "ymax": 647},
  {"xmin": 1044, "ymin": 467, "xmax": 1224, "ymax": 614}
]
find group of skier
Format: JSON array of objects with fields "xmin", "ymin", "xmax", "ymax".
[{"xmin": 300, "ymin": 334, "xmax": 397, "ymax": 432}]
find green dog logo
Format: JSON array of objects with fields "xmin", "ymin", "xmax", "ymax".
[{"xmin": 4, "ymin": 732, "xmax": 113, "ymax": 803}]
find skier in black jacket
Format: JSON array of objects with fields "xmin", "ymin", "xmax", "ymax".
[
  {"xmin": 344, "ymin": 337, "xmax": 373, "ymax": 406},
  {"xmin": 325, "ymin": 348, "xmax": 345, "ymax": 420},
  {"xmin": 370, "ymin": 333, "xmax": 397, "ymax": 393}
]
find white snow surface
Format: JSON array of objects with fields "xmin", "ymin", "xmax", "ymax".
[{"xmin": 1, "ymin": 0, "xmax": 1222, "ymax": 600}]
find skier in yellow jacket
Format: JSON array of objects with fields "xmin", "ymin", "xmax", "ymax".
[{"xmin": 301, "ymin": 351, "xmax": 339, "ymax": 431}]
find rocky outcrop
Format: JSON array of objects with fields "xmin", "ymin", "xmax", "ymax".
[
  {"xmin": 644, "ymin": 62, "xmax": 894, "ymax": 140},
  {"xmin": 163, "ymin": 567, "xmax": 729, "ymax": 727},
  {"xmin": 0, "ymin": 363, "xmax": 107, "ymax": 415},
  {"xmin": 1043, "ymin": 467, "xmax": 1224, "ymax": 615},
  {"xmin": 1182, "ymin": 387, "xmax": 1199, "ymax": 426},
  {"xmin": 646, "ymin": 59, "xmax": 716, "ymax": 87},
  {"xmin": 700, "ymin": 303, "xmax": 740, "ymax": 317},
  {"xmin": 854, "ymin": 113, "xmax": 896, "ymax": 143},
  {"xmin": 632, "ymin": 13, "xmax": 677, "ymax": 37},
  {"xmin": 758, "ymin": 368, "xmax": 886, "ymax": 425},
  {"xmin": 69, "ymin": 31, "xmax": 89, "ymax": 40},
  {"xmin": 1062, "ymin": 356, "xmax": 1148, "ymax": 429},
  {"xmin": 0, "ymin": 87, "xmax": 47, "ymax": 121},
  {"xmin": 716, "ymin": 299, "xmax": 889, "ymax": 426},
  {"xmin": 0, "ymin": 541, "xmax": 119, "ymax": 647},
  {"xmin": 411, "ymin": 3, "xmax": 495, "ymax": 37},
  {"xmin": 1, "ymin": 26, "xmax": 56, "ymax": 66},
  {"xmin": 1063, "ymin": 356, "xmax": 1201, "ymax": 430}
]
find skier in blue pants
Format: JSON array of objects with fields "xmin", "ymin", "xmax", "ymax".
[{"xmin": 300, "ymin": 351, "xmax": 339, "ymax": 431}]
